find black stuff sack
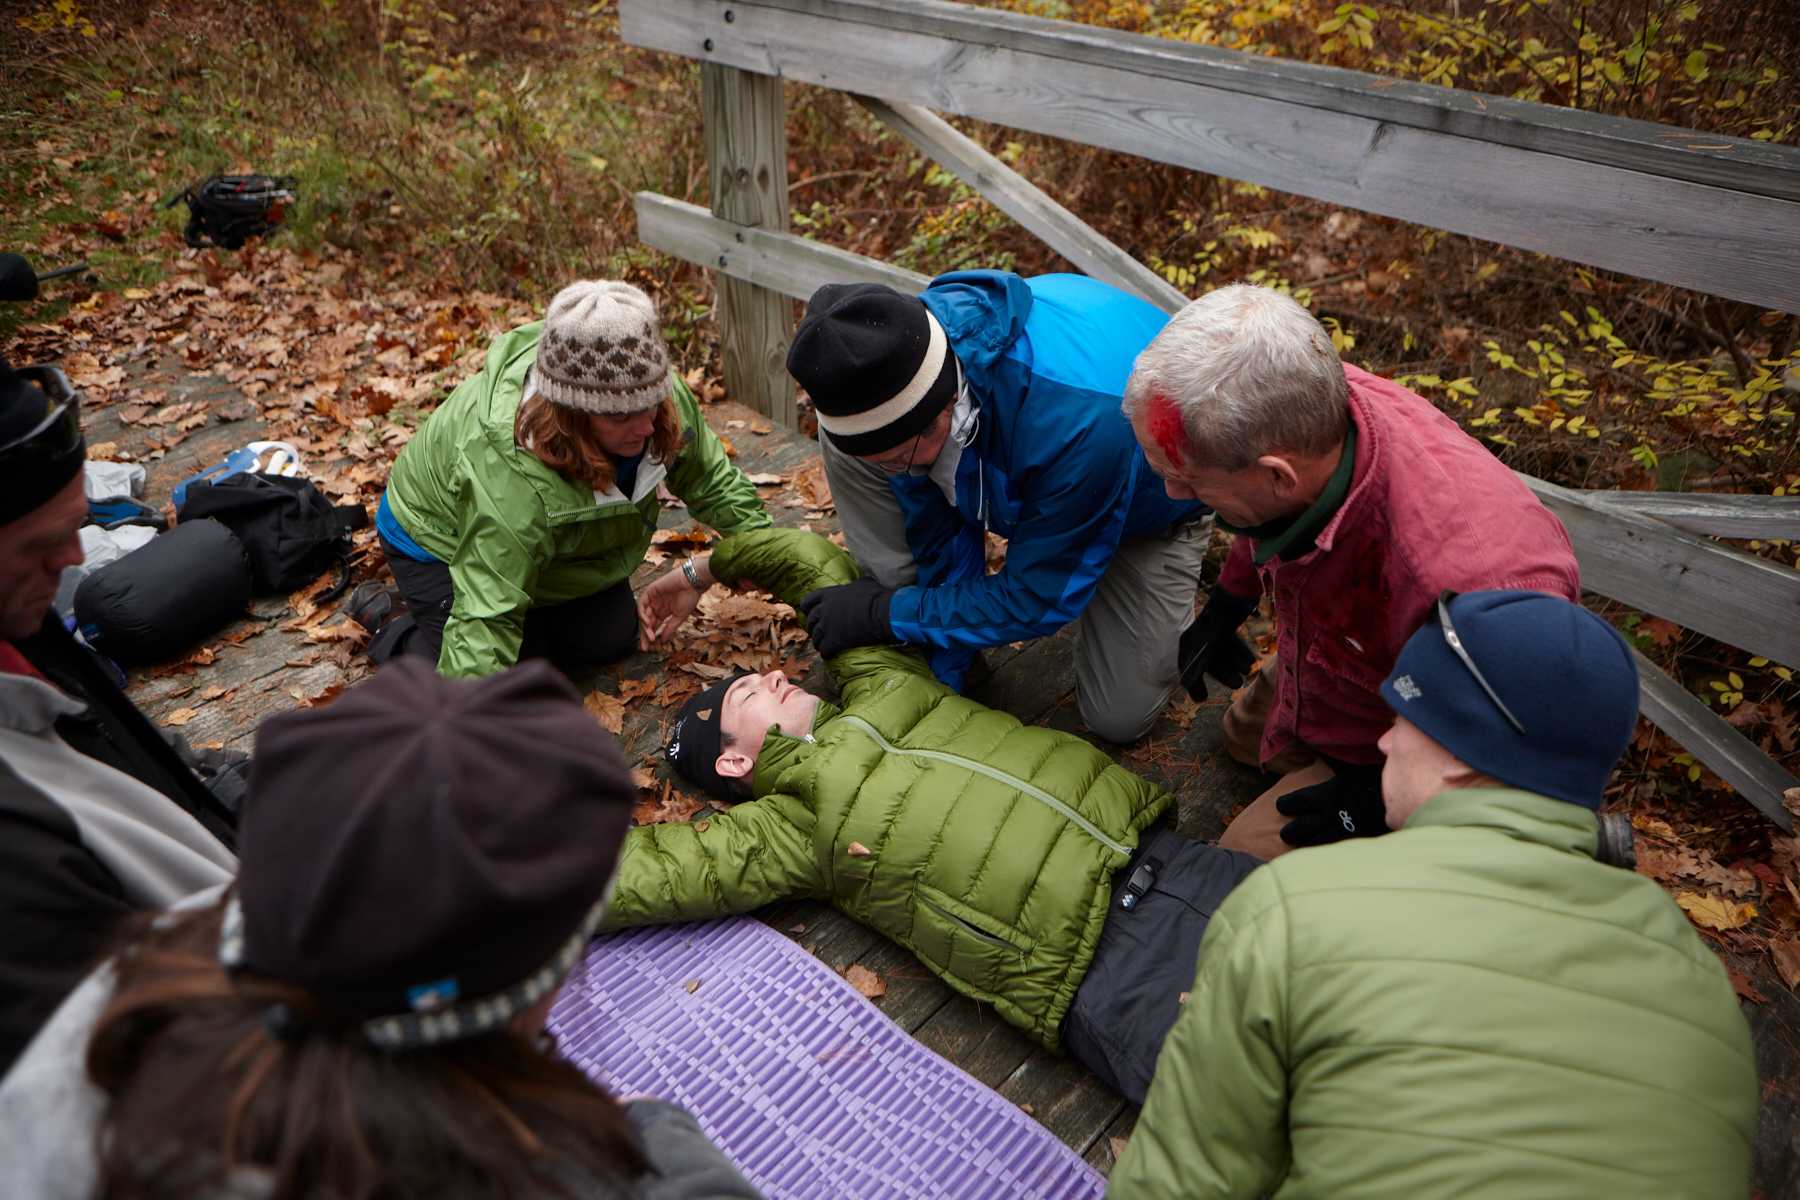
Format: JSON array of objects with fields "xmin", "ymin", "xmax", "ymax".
[
  {"xmin": 74, "ymin": 518, "xmax": 252, "ymax": 665},
  {"xmin": 177, "ymin": 472, "xmax": 368, "ymax": 594}
]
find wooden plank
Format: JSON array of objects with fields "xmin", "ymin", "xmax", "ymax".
[
  {"xmin": 843, "ymin": 937, "xmax": 956, "ymax": 1033},
  {"xmin": 854, "ymin": 96, "xmax": 1187, "ymax": 313},
  {"xmin": 703, "ymin": 64, "xmax": 798, "ymax": 424},
  {"xmin": 635, "ymin": 0, "xmax": 1800, "ymax": 204},
  {"xmin": 996, "ymin": 1050, "xmax": 1127, "ymax": 1154},
  {"xmin": 1083, "ymin": 1107, "xmax": 1138, "ymax": 1175},
  {"xmin": 1523, "ymin": 477, "xmax": 1800, "ymax": 670},
  {"xmin": 968, "ymin": 630, "xmax": 1076, "ymax": 726},
  {"xmin": 637, "ymin": 193, "xmax": 929, "ymax": 302},
  {"xmin": 1582, "ymin": 492, "xmax": 1800, "ymax": 541},
  {"xmin": 1634, "ymin": 649, "xmax": 1797, "ymax": 832},
  {"xmin": 912, "ymin": 996, "xmax": 1037, "ymax": 1086},
  {"xmin": 621, "ymin": 0, "xmax": 1800, "ymax": 313}
]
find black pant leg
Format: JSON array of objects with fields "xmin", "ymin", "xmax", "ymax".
[
  {"xmin": 521, "ymin": 579, "xmax": 639, "ymax": 676},
  {"xmin": 373, "ymin": 539, "xmax": 454, "ymax": 665},
  {"xmin": 1061, "ymin": 827, "xmax": 1264, "ymax": 1104}
]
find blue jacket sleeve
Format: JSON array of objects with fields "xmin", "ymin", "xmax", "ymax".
[
  {"xmin": 888, "ymin": 478, "xmax": 985, "ymax": 688},
  {"xmin": 886, "ymin": 395, "xmax": 1137, "ymax": 650}
]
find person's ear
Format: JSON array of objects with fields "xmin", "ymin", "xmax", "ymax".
[
  {"xmin": 715, "ymin": 749, "xmax": 755, "ymax": 781},
  {"xmin": 1439, "ymin": 758, "xmax": 1484, "ymax": 788},
  {"xmin": 1255, "ymin": 453, "xmax": 1302, "ymax": 499}
]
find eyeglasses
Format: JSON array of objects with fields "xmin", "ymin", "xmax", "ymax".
[
  {"xmin": 0, "ymin": 366, "xmax": 82, "ymax": 462},
  {"xmin": 872, "ymin": 425, "xmax": 929, "ymax": 476},
  {"xmin": 1436, "ymin": 590, "xmax": 1526, "ymax": 735}
]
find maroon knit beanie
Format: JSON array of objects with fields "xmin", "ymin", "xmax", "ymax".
[{"xmin": 227, "ymin": 658, "xmax": 633, "ymax": 1048}]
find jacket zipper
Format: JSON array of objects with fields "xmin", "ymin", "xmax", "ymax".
[
  {"xmin": 915, "ymin": 892, "xmax": 1027, "ymax": 956},
  {"xmin": 834, "ymin": 714, "xmax": 1130, "ymax": 856}
]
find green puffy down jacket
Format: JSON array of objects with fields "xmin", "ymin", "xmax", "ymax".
[
  {"xmin": 384, "ymin": 323, "xmax": 770, "ymax": 678},
  {"xmin": 603, "ymin": 528, "xmax": 1173, "ymax": 1048},
  {"xmin": 1108, "ymin": 788, "xmax": 1759, "ymax": 1199}
]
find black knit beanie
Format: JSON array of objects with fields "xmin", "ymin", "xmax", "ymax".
[
  {"xmin": 0, "ymin": 361, "xmax": 85, "ymax": 527},
  {"xmin": 664, "ymin": 672, "xmax": 749, "ymax": 798},
  {"xmin": 786, "ymin": 283, "xmax": 958, "ymax": 455}
]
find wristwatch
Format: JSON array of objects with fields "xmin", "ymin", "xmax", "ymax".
[{"xmin": 681, "ymin": 557, "xmax": 705, "ymax": 591}]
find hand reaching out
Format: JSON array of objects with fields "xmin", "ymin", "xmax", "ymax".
[{"xmin": 637, "ymin": 557, "xmax": 712, "ymax": 651}]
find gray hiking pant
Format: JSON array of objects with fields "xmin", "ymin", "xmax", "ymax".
[{"xmin": 821, "ymin": 432, "xmax": 1213, "ymax": 744}]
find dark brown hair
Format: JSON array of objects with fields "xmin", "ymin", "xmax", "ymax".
[
  {"xmin": 515, "ymin": 392, "xmax": 682, "ymax": 492},
  {"xmin": 86, "ymin": 905, "xmax": 646, "ymax": 1200}
]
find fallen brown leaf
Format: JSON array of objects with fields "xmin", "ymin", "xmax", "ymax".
[
  {"xmin": 1675, "ymin": 892, "xmax": 1757, "ymax": 931},
  {"xmin": 684, "ymin": 978, "xmax": 701, "ymax": 994},
  {"xmin": 1727, "ymin": 966, "xmax": 1767, "ymax": 1004},
  {"xmin": 618, "ymin": 676, "xmax": 659, "ymax": 702},
  {"xmin": 846, "ymin": 841, "xmax": 872, "ymax": 858},
  {"xmin": 1772, "ymin": 936, "xmax": 1800, "ymax": 991},
  {"xmin": 844, "ymin": 964, "xmax": 886, "ymax": 999},
  {"xmin": 303, "ymin": 619, "xmax": 368, "ymax": 646},
  {"xmin": 1108, "ymin": 1136, "xmax": 1131, "ymax": 1163},
  {"xmin": 161, "ymin": 707, "xmax": 200, "ymax": 727},
  {"xmin": 632, "ymin": 782, "xmax": 705, "ymax": 826},
  {"xmin": 584, "ymin": 690, "xmax": 626, "ymax": 735}
]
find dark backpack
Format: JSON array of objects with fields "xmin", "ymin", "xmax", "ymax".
[
  {"xmin": 166, "ymin": 175, "xmax": 298, "ymax": 250},
  {"xmin": 177, "ymin": 472, "xmax": 367, "ymax": 594}
]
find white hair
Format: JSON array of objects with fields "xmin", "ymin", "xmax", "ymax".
[{"xmin": 1124, "ymin": 284, "xmax": 1349, "ymax": 471}]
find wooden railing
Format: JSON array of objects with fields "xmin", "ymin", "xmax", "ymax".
[{"xmin": 620, "ymin": 0, "xmax": 1800, "ymax": 829}]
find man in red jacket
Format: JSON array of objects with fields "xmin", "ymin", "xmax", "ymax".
[{"xmin": 1124, "ymin": 285, "xmax": 1579, "ymax": 858}]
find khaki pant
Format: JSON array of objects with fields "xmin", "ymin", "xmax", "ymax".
[
  {"xmin": 821, "ymin": 430, "xmax": 1212, "ymax": 744},
  {"xmin": 1216, "ymin": 656, "xmax": 1333, "ymax": 860}
]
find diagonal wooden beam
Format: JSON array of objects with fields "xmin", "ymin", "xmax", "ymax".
[
  {"xmin": 1634, "ymin": 649, "xmax": 1796, "ymax": 831},
  {"xmin": 855, "ymin": 96, "xmax": 1188, "ymax": 313}
]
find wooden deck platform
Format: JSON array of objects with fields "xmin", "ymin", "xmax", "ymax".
[{"xmin": 103, "ymin": 357, "xmax": 1800, "ymax": 1186}]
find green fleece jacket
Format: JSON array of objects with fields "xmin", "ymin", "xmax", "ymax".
[
  {"xmin": 603, "ymin": 528, "xmax": 1173, "ymax": 1049},
  {"xmin": 384, "ymin": 324, "xmax": 770, "ymax": 678},
  {"xmin": 1108, "ymin": 788, "xmax": 1759, "ymax": 1199}
]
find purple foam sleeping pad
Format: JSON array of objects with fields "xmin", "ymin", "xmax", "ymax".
[{"xmin": 550, "ymin": 917, "xmax": 1107, "ymax": 1200}]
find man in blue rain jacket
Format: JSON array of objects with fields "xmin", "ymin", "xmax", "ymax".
[{"xmin": 787, "ymin": 270, "xmax": 1212, "ymax": 743}]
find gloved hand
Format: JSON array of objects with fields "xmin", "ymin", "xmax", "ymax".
[
  {"xmin": 798, "ymin": 577, "xmax": 896, "ymax": 658},
  {"xmin": 1275, "ymin": 760, "xmax": 1386, "ymax": 847},
  {"xmin": 1177, "ymin": 590, "xmax": 1258, "ymax": 701}
]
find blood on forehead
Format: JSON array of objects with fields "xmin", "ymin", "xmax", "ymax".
[{"xmin": 1144, "ymin": 392, "xmax": 1189, "ymax": 468}]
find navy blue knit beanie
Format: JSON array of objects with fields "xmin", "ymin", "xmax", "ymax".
[{"xmin": 1379, "ymin": 590, "xmax": 1639, "ymax": 809}]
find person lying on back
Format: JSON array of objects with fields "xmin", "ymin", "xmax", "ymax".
[{"xmin": 602, "ymin": 528, "xmax": 1263, "ymax": 1103}]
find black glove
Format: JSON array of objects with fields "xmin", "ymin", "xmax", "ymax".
[
  {"xmin": 798, "ymin": 577, "xmax": 896, "ymax": 658},
  {"xmin": 1275, "ymin": 760, "xmax": 1386, "ymax": 847},
  {"xmin": 1177, "ymin": 590, "xmax": 1258, "ymax": 701}
]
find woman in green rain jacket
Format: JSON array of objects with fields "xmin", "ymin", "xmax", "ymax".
[
  {"xmin": 366, "ymin": 281, "xmax": 769, "ymax": 678},
  {"xmin": 604, "ymin": 528, "xmax": 1263, "ymax": 1102}
]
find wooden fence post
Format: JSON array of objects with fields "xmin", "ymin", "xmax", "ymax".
[{"xmin": 703, "ymin": 63, "xmax": 796, "ymax": 426}]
